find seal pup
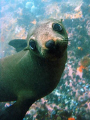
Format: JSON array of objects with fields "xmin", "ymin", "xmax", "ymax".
[{"xmin": 0, "ymin": 19, "xmax": 68, "ymax": 120}]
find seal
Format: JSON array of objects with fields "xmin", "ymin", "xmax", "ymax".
[{"xmin": 0, "ymin": 19, "xmax": 68, "ymax": 120}]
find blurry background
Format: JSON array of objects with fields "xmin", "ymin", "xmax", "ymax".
[{"xmin": 0, "ymin": 0, "xmax": 90, "ymax": 120}]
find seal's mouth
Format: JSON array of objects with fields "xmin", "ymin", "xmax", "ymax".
[{"xmin": 41, "ymin": 39, "xmax": 68, "ymax": 60}]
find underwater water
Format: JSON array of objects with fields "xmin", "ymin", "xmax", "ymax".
[{"xmin": 0, "ymin": 0, "xmax": 90, "ymax": 120}]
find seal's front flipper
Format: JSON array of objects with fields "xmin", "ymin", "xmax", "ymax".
[
  {"xmin": 0, "ymin": 104, "xmax": 24, "ymax": 120},
  {"xmin": 0, "ymin": 99, "xmax": 34, "ymax": 120},
  {"xmin": 9, "ymin": 39, "xmax": 27, "ymax": 52}
]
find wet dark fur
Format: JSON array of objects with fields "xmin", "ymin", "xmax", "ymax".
[{"xmin": 0, "ymin": 19, "xmax": 68, "ymax": 120}]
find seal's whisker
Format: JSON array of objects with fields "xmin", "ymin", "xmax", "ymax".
[
  {"xmin": 61, "ymin": 40, "xmax": 71, "ymax": 43},
  {"xmin": 64, "ymin": 39, "xmax": 71, "ymax": 41}
]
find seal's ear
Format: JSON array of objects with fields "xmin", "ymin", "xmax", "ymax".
[
  {"xmin": 9, "ymin": 39, "xmax": 27, "ymax": 52},
  {"xmin": 60, "ymin": 19, "xmax": 63, "ymax": 23}
]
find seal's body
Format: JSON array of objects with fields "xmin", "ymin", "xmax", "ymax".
[{"xmin": 0, "ymin": 19, "xmax": 68, "ymax": 120}]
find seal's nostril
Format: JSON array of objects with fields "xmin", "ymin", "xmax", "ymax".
[{"xmin": 45, "ymin": 40, "xmax": 55, "ymax": 49}]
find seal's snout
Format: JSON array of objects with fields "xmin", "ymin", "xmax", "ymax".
[
  {"xmin": 44, "ymin": 38, "xmax": 67, "ymax": 59},
  {"xmin": 45, "ymin": 40, "xmax": 55, "ymax": 50}
]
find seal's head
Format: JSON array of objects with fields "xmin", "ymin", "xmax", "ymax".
[{"xmin": 27, "ymin": 19, "xmax": 68, "ymax": 60}]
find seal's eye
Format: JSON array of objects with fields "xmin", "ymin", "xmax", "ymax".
[
  {"xmin": 29, "ymin": 39, "xmax": 36, "ymax": 50},
  {"xmin": 52, "ymin": 23, "xmax": 62, "ymax": 32}
]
